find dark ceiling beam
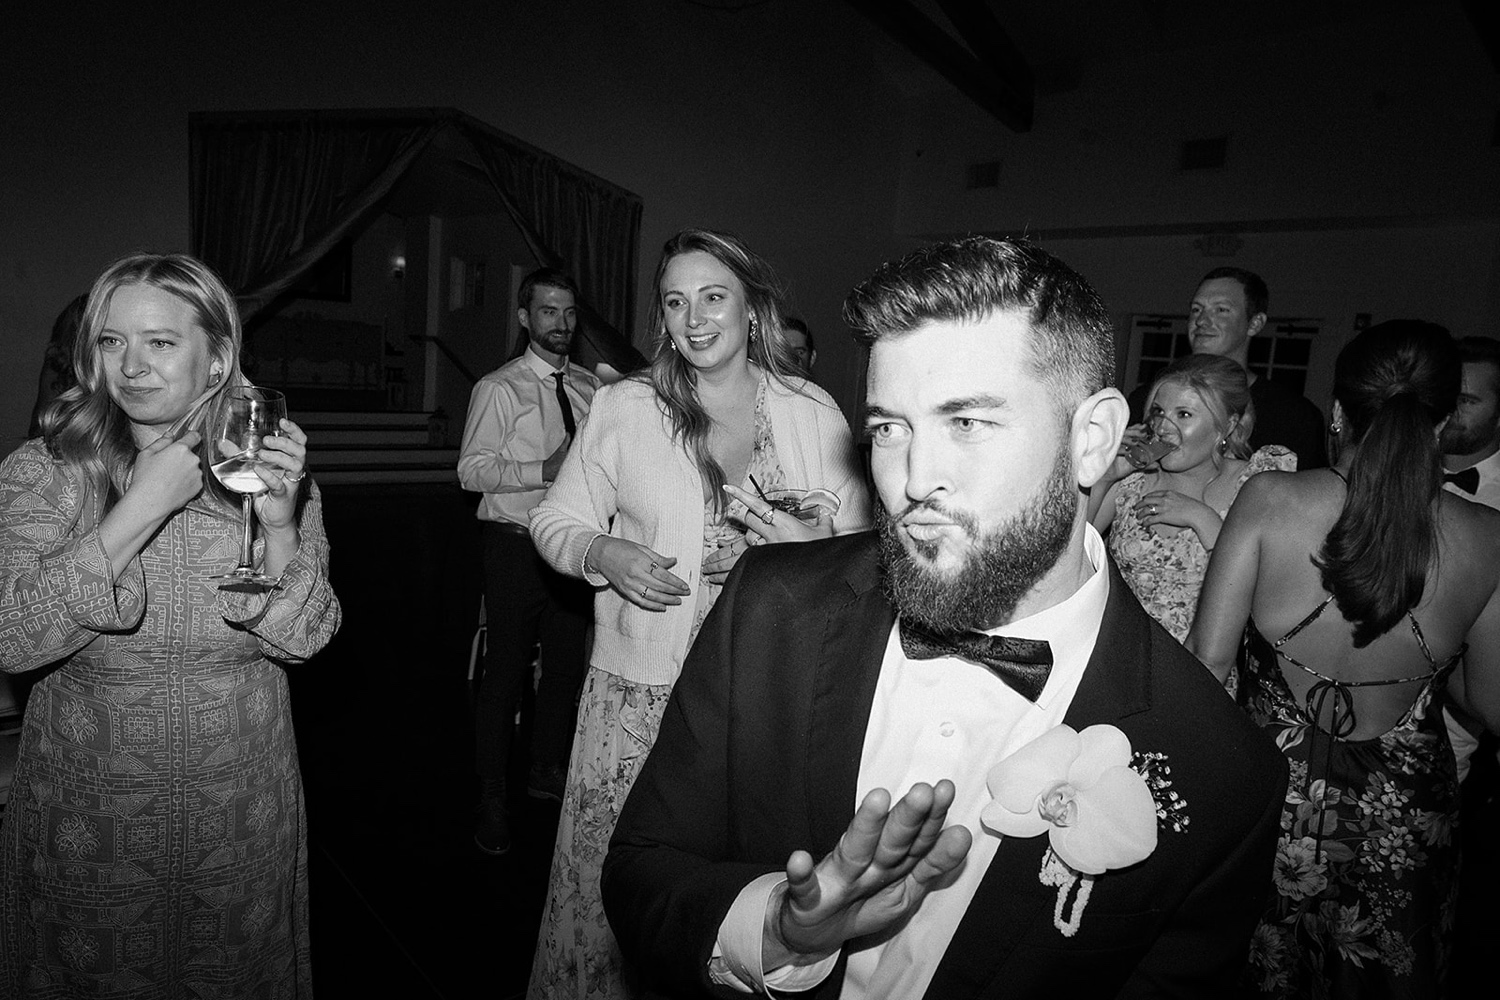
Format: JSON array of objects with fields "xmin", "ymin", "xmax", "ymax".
[
  {"xmin": 935, "ymin": 0, "xmax": 1035, "ymax": 99},
  {"xmin": 845, "ymin": 0, "xmax": 1034, "ymax": 132}
]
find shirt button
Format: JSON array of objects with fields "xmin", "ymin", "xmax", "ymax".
[{"xmin": 939, "ymin": 722, "xmax": 955, "ymax": 737}]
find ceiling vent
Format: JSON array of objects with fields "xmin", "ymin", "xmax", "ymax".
[
  {"xmin": 966, "ymin": 159, "xmax": 1002, "ymax": 189},
  {"xmin": 1180, "ymin": 135, "xmax": 1229, "ymax": 170}
]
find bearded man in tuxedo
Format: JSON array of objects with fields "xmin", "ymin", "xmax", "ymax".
[{"xmin": 603, "ymin": 236, "xmax": 1286, "ymax": 999}]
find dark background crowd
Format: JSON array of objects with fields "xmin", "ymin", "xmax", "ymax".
[{"xmin": 3, "ymin": 3, "xmax": 1500, "ymax": 999}]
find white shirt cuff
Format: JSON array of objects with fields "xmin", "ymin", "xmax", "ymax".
[{"xmin": 709, "ymin": 872, "xmax": 840, "ymax": 994}]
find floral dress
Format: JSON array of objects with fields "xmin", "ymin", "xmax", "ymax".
[
  {"xmin": 1242, "ymin": 598, "xmax": 1460, "ymax": 999},
  {"xmin": 1109, "ymin": 446, "xmax": 1295, "ymax": 645},
  {"xmin": 528, "ymin": 378, "xmax": 789, "ymax": 1000}
]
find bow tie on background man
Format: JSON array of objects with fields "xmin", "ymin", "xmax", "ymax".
[
  {"xmin": 1445, "ymin": 467, "xmax": 1480, "ymax": 495},
  {"xmin": 898, "ymin": 618, "xmax": 1053, "ymax": 702}
]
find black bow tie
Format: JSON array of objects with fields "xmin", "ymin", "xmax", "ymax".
[
  {"xmin": 1445, "ymin": 468, "xmax": 1480, "ymax": 495},
  {"xmin": 898, "ymin": 619, "xmax": 1054, "ymax": 702}
]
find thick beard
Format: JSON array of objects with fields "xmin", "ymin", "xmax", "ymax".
[
  {"xmin": 878, "ymin": 446, "xmax": 1079, "ymax": 632},
  {"xmin": 1440, "ymin": 419, "xmax": 1491, "ymax": 457},
  {"xmin": 532, "ymin": 329, "xmax": 574, "ymax": 356}
]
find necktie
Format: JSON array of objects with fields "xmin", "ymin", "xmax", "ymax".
[
  {"xmin": 551, "ymin": 371, "xmax": 576, "ymax": 437},
  {"xmin": 898, "ymin": 618, "xmax": 1054, "ymax": 702},
  {"xmin": 1445, "ymin": 467, "xmax": 1480, "ymax": 495}
]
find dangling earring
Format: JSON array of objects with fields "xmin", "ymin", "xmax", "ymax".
[
  {"xmin": 1329, "ymin": 419, "xmax": 1343, "ymax": 436},
  {"xmin": 748, "ymin": 316, "xmax": 759, "ymax": 343}
]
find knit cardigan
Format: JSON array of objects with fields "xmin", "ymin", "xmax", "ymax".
[{"xmin": 529, "ymin": 374, "xmax": 871, "ymax": 686}]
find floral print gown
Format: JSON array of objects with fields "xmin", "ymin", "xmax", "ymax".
[
  {"xmin": 1109, "ymin": 445, "xmax": 1295, "ymax": 645},
  {"xmin": 0, "ymin": 441, "xmax": 340, "ymax": 997},
  {"xmin": 528, "ymin": 379, "xmax": 788, "ymax": 1000},
  {"xmin": 1241, "ymin": 599, "xmax": 1459, "ymax": 999}
]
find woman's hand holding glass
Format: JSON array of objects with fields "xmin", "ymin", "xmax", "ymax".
[
  {"xmin": 722, "ymin": 484, "xmax": 836, "ymax": 545},
  {"xmin": 249, "ymin": 418, "xmax": 309, "ymax": 533},
  {"xmin": 589, "ymin": 535, "xmax": 691, "ymax": 612}
]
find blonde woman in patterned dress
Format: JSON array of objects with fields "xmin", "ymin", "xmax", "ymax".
[
  {"xmin": 527, "ymin": 229, "xmax": 870, "ymax": 1000},
  {"xmin": 1089, "ymin": 355, "xmax": 1294, "ymax": 684},
  {"xmin": 0, "ymin": 253, "xmax": 340, "ymax": 996}
]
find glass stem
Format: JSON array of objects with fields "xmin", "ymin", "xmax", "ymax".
[{"xmin": 239, "ymin": 492, "xmax": 255, "ymax": 570}]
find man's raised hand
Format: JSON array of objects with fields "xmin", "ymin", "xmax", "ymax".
[{"xmin": 761, "ymin": 780, "xmax": 972, "ymax": 969}]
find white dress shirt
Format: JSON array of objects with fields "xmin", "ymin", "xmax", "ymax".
[
  {"xmin": 1443, "ymin": 448, "xmax": 1500, "ymax": 513},
  {"xmin": 1442, "ymin": 448, "xmax": 1500, "ymax": 782},
  {"xmin": 456, "ymin": 346, "xmax": 598, "ymax": 526},
  {"xmin": 712, "ymin": 526, "xmax": 1112, "ymax": 997}
]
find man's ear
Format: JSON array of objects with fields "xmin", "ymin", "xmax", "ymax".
[
  {"xmin": 1247, "ymin": 312, "xmax": 1267, "ymax": 338},
  {"xmin": 517, "ymin": 307, "xmax": 531, "ymax": 332},
  {"xmin": 1072, "ymin": 387, "xmax": 1129, "ymax": 490}
]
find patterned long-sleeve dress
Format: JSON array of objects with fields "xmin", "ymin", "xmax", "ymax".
[{"xmin": 0, "ymin": 440, "xmax": 340, "ymax": 997}]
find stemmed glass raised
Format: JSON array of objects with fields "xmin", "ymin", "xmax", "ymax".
[{"xmin": 209, "ymin": 386, "xmax": 288, "ymax": 587}]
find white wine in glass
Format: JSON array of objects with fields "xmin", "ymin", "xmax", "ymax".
[{"xmin": 210, "ymin": 387, "xmax": 288, "ymax": 587}]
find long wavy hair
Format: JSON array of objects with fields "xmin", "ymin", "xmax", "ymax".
[
  {"xmin": 39, "ymin": 253, "xmax": 247, "ymax": 513},
  {"xmin": 1146, "ymin": 353, "xmax": 1256, "ymax": 462},
  {"xmin": 1314, "ymin": 320, "xmax": 1459, "ymax": 646},
  {"xmin": 639, "ymin": 229, "xmax": 801, "ymax": 510}
]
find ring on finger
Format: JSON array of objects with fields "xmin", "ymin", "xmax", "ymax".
[
  {"xmin": 641, "ymin": 585, "xmax": 650, "ymax": 598},
  {"xmin": 284, "ymin": 471, "xmax": 306, "ymax": 484},
  {"xmin": 647, "ymin": 560, "xmax": 657, "ymax": 573},
  {"xmin": 758, "ymin": 508, "xmax": 776, "ymax": 526}
]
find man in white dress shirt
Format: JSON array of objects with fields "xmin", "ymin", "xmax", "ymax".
[
  {"xmin": 1441, "ymin": 336, "xmax": 1500, "ymax": 511},
  {"xmin": 602, "ymin": 237, "xmax": 1285, "ymax": 999},
  {"xmin": 458, "ymin": 267, "xmax": 599, "ymax": 855}
]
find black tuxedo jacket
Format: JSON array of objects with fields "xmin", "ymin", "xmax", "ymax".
[{"xmin": 604, "ymin": 532, "xmax": 1287, "ymax": 999}]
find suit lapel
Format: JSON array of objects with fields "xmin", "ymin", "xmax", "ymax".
[
  {"xmin": 804, "ymin": 540, "xmax": 893, "ymax": 852},
  {"xmin": 925, "ymin": 559, "xmax": 1157, "ymax": 998}
]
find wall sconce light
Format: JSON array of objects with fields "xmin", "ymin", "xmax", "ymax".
[{"xmin": 391, "ymin": 254, "xmax": 406, "ymax": 280}]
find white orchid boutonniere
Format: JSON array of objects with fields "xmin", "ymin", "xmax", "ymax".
[{"xmin": 981, "ymin": 724, "xmax": 1186, "ymax": 937}]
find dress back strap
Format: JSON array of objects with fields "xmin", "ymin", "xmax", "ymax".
[{"xmin": 1274, "ymin": 595, "xmax": 1336, "ymax": 648}]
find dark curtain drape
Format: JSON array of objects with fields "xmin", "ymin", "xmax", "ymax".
[
  {"xmin": 190, "ymin": 113, "xmax": 443, "ymax": 321},
  {"xmin": 454, "ymin": 114, "xmax": 644, "ymax": 373},
  {"xmin": 189, "ymin": 108, "xmax": 644, "ymax": 372}
]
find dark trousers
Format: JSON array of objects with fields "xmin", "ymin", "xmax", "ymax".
[{"xmin": 474, "ymin": 521, "xmax": 592, "ymax": 781}]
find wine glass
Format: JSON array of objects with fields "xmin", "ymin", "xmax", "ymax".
[
  {"xmin": 210, "ymin": 387, "xmax": 288, "ymax": 587},
  {"xmin": 1124, "ymin": 412, "xmax": 1179, "ymax": 470}
]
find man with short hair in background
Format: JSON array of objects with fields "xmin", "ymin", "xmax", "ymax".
[
  {"xmin": 1442, "ymin": 336, "xmax": 1500, "ymax": 510},
  {"xmin": 1129, "ymin": 267, "xmax": 1327, "ymax": 469},
  {"xmin": 458, "ymin": 267, "xmax": 598, "ymax": 855},
  {"xmin": 784, "ymin": 315, "xmax": 817, "ymax": 379},
  {"xmin": 1442, "ymin": 334, "xmax": 1500, "ymax": 988}
]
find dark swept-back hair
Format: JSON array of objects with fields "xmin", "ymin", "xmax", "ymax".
[
  {"xmin": 517, "ymin": 267, "xmax": 579, "ymax": 311},
  {"xmin": 640, "ymin": 228, "xmax": 802, "ymax": 510},
  {"xmin": 1458, "ymin": 336, "xmax": 1500, "ymax": 396},
  {"xmin": 39, "ymin": 252, "xmax": 246, "ymax": 512},
  {"xmin": 842, "ymin": 236, "xmax": 1114, "ymax": 413},
  {"xmin": 1315, "ymin": 320, "xmax": 1460, "ymax": 647},
  {"xmin": 1199, "ymin": 266, "xmax": 1269, "ymax": 319}
]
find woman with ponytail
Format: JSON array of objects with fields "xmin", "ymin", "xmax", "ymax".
[
  {"xmin": 526, "ymin": 229, "xmax": 869, "ymax": 999},
  {"xmin": 1190, "ymin": 320, "xmax": 1500, "ymax": 998}
]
